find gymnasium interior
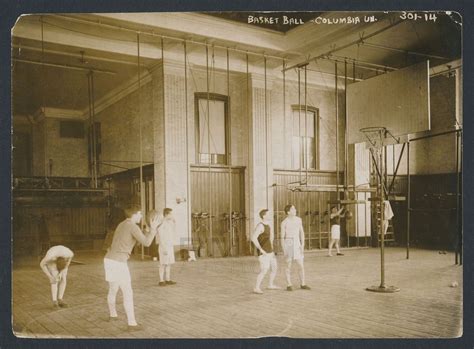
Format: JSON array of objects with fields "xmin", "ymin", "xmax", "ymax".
[{"xmin": 11, "ymin": 11, "xmax": 462, "ymax": 338}]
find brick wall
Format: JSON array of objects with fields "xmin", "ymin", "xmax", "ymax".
[
  {"xmin": 44, "ymin": 118, "xmax": 89, "ymax": 177},
  {"xmin": 271, "ymin": 80, "xmax": 346, "ymax": 171},
  {"xmin": 97, "ymin": 82, "xmax": 154, "ymax": 177}
]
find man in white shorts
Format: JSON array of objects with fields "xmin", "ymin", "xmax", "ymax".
[
  {"xmin": 40, "ymin": 245, "xmax": 74, "ymax": 309},
  {"xmin": 104, "ymin": 206, "xmax": 161, "ymax": 331},
  {"xmin": 281, "ymin": 204, "xmax": 310, "ymax": 291},
  {"xmin": 328, "ymin": 206, "xmax": 345, "ymax": 257},
  {"xmin": 156, "ymin": 208, "xmax": 177, "ymax": 286},
  {"xmin": 251, "ymin": 209, "xmax": 280, "ymax": 294}
]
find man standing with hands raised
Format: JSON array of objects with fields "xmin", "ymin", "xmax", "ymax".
[{"xmin": 104, "ymin": 205, "xmax": 161, "ymax": 331}]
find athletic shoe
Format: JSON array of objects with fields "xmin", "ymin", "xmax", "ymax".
[
  {"xmin": 127, "ymin": 324, "xmax": 143, "ymax": 332},
  {"xmin": 108, "ymin": 316, "xmax": 118, "ymax": 322},
  {"xmin": 58, "ymin": 300, "xmax": 68, "ymax": 308},
  {"xmin": 159, "ymin": 281, "xmax": 167, "ymax": 286},
  {"xmin": 253, "ymin": 288, "xmax": 263, "ymax": 294},
  {"xmin": 327, "ymin": 254, "xmax": 333, "ymax": 257},
  {"xmin": 267, "ymin": 285, "xmax": 281, "ymax": 290},
  {"xmin": 165, "ymin": 280, "xmax": 177, "ymax": 285},
  {"xmin": 301, "ymin": 285, "xmax": 311, "ymax": 290},
  {"xmin": 52, "ymin": 301, "xmax": 60, "ymax": 309},
  {"xmin": 286, "ymin": 286, "xmax": 293, "ymax": 291},
  {"xmin": 337, "ymin": 253, "xmax": 344, "ymax": 256}
]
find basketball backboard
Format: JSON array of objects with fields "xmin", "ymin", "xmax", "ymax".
[{"xmin": 347, "ymin": 61, "xmax": 431, "ymax": 145}]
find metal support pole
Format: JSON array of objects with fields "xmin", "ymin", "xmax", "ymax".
[
  {"xmin": 407, "ymin": 142, "xmax": 411, "ymax": 259},
  {"xmin": 276, "ymin": 183, "xmax": 279, "ymax": 254},
  {"xmin": 388, "ymin": 142, "xmax": 406, "ymax": 195},
  {"xmin": 307, "ymin": 191, "xmax": 311, "ymax": 250},
  {"xmin": 365, "ymin": 192, "xmax": 368, "ymax": 247},
  {"xmin": 380, "ymin": 142, "xmax": 385, "ymax": 286},
  {"xmin": 356, "ymin": 193, "xmax": 359, "ymax": 247},
  {"xmin": 366, "ymin": 130, "xmax": 399, "ymax": 293},
  {"xmin": 455, "ymin": 131, "xmax": 462, "ymax": 264},
  {"xmin": 318, "ymin": 193, "xmax": 322, "ymax": 249}
]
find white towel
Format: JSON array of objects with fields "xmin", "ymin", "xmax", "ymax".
[{"xmin": 383, "ymin": 200, "xmax": 394, "ymax": 234}]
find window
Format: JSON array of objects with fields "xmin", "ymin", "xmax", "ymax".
[
  {"xmin": 291, "ymin": 106, "xmax": 318, "ymax": 170},
  {"xmin": 60, "ymin": 120, "xmax": 85, "ymax": 138},
  {"xmin": 195, "ymin": 93, "xmax": 228, "ymax": 165}
]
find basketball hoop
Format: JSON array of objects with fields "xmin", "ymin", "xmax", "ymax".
[
  {"xmin": 359, "ymin": 126, "xmax": 387, "ymax": 150},
  {"xmin": 360, "ymin": 126, "xmax": 400, "ymax": 294}
]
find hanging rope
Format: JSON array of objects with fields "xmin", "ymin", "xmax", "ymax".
[
  {"xmin": 40, "ymin": 16, "xmax": 48, "ymax": 177},
  {"xmin": 304, "ymin": 64, "xmax": 308, "ymax": 183},
  {"xmin": 246, "ymin": 52, "xmax": 251, "ymax": 252},
  {"xmin": 304, "ymin": 64, "xmax": 311, "ymax": 249},
  {"xmin": 161, "ymin": 37, "xmax": 167, "ymax": 206},
  {"xmin": 344, "ymin": 60, "xmax": 348, "ymax": 193},
  {"xmin": 184, "ymin": 41, "xmax": 192, "ymax": 250},
  {"xmin": 335, "ymin": 61, "xmax": 339, "ymax": 202},
  {"xmin": 137, "ymin": 33, "xmax": 145, "ymax": 259},
  {"xmin": 264, "ymin": 56, "xmax": 269, "ymax": 208},
  {"xmin": 91, "ymin": 72, "xmax": 98, "ymax": 188},
  {"xmin": 282, "ymin": 59, "xmax": 286, "ymax": 169},
  {"xmin": 87, "ymin": 73, "xmax": 93, "ymax": 180},
  {"xmin": 298, "ymin": 67, "xmax": 302, "ymax": 182},
  {"xmin": 137, "ymin": 33, "xmax": 143, "ymax": 202},
  {"xmin": 227, "ymin": 48, "xmax": 233, "ymax": 255},
  {"xmin": 206, "ymin": 44, "xmax": 212, "ymax": 256}
]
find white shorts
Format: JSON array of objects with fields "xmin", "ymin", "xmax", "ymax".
[
  {"xmin": 47, "ymin": 264, "xmax": 68, "ymax": 283},
  {"xmin": 104, "ymin": 258, "xmax": 131, "ymax": 283},
  {"xmin": 158, "ymin": 247, "xmax": 176, "ymax": 265},
  {"xmin": 258, "ymin": 252, "xmax": 276, "ymax": 270},
  {"xmin": 283, "ymin": 239, "xmax": 304, "ymax": 262},
  {"xmin": 331, "ymin": 225, "xmax": 341, "ymax": 239}
]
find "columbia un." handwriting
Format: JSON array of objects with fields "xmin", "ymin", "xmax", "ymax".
[{"xmin": 247, "ymin": 13, "xmax": 438, "ymax": 26}]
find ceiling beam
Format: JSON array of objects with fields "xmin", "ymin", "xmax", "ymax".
[
  {"xmin": 283, "ymin": 17, "xmax": 404, "ymax": 72},
  {"xmin": 12, "ymin": 44, "xmax": 147, "ymax": 67},
  {"xmin": 361, "ymin": 42, "xmax": 451, "ymax": 61},
  {"xmin": 12, "ymin": 16, "xmax": 163, "ymax": 60},
  {"xmin": 13, "ymin": 58, "xmax": 117, "ymax": 75},
  {"xmin": 92, "ymin": 12, "xmax": 288, "ymax": 53}
]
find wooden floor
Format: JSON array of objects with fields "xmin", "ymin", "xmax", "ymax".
[{"xmin": 12, "ymin": 247, "xmax": 462, "ymax": 338}]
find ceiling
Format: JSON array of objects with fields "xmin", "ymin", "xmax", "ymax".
[{"xmin": 11, "ymin": 11, "xmax": 462, "ymax": 119}]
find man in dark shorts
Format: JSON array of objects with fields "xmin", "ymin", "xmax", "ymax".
[{"xmin": 251, "ymin": 209, "xmax": 280, "ymax": 294}]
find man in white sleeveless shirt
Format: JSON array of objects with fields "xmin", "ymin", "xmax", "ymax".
[
  {"xmin": 40, "ymin": 245, "xmax": 74, "ymax": 309},
  {"xmin": 280, "ymin": 204, "xmax": 311, "ymax": 291}
]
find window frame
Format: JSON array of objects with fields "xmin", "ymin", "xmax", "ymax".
[
  {"xmin": 194, "ymin": 92, "xmax": 230, "ymax": 165},
  {"xmin": 290, "ymin": 104, "xmax": 320, "ymax": 170}
]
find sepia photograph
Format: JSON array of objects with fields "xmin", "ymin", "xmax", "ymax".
[{"xmin": 10, "ymin": 10, "xmax": 463, "ymax": 339}]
